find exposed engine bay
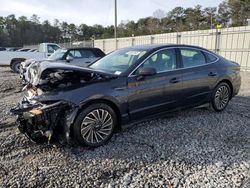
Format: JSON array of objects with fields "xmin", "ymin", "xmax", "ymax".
[
  {"xmin": 30, "ymin": 68, "xmax": 104, "ymax": 92},
  {"xmin": 28, "ymin": 61, "xmax": 110, "ymax": 88}
]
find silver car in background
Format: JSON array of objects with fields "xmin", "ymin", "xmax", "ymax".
[{"xmin": 20, "ymin": 47, "xmax": 106, "ymax": 83}]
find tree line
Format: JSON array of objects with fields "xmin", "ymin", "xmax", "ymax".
[{"xmin": 0, "ymin": 0, "xmax": 249, "ymax": 47}]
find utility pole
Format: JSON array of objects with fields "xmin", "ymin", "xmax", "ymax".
[
  {"xmin": 114, "ymin": 0, "xmax": 117, "ymax": 49},
  {"xmin": 210, "ymin": 13, "xmax": 213, "ymax": 29}
]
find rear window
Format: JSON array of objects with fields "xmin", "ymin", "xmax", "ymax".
[
  {"xmin": 205, "ymin": 52, "xmax": 218, "ymax": 63},
  {"xmin": 180, "ymin": 49, "xmax": 206, "ymax": 68},
  {"xmin": 94, "ymin": 49, "xmax": 106, "ymax": 57},
  {"xmin": 81, "ymin": 50, "xmax": 96, "ymax": 58}
]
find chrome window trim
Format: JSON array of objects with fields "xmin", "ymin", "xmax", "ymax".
[{"xmin": 128, "ymin": 46, "xmax": 219, "ymax": 77}]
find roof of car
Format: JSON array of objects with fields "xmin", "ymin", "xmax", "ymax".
[
  {"xmin": 65, "ymin": 47, "xmax": 102, "ymax": 51},
  {"xmin": 125, "ymin": 44, "xmax": 210, "ymax": 51}
]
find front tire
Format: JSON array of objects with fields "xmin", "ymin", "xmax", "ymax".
[
  {"xmin": 73, "ymin": 103, "xmax": 117, "ymax": 147},
  {"xmin": 211, "ymin": 82, "xmax": 231, "ymax": 112}
]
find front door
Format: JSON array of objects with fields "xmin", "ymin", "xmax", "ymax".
[{"xmin": 127, "ymin": 48, "xmax": 183, "ymax": 120}]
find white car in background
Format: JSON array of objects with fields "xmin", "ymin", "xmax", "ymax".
[{"xmin": 0, "ymin": 43, "xmax": 61, "ymax": 73}]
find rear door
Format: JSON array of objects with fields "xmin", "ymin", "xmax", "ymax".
[
  {"xmin": 179, "ymin": 48, "xmax": 219, "ymax": 107},
  {"xmin": 127, "ymin": 48, "xmax": 183, "ymax": 120}
]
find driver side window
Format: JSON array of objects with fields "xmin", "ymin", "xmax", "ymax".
[{"xmin": 133, "ymin": 49, "xmax": 177, "ymax": 75}]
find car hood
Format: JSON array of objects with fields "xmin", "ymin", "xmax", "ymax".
[
  {"xmin": 28, "ymin": 61, "xmax": 115, "ymax": 87},
  {"xmin": 21, "ymin": 58, "xmax": 55, "ymax": 68}
]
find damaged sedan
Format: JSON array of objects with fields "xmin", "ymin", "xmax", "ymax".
[{"xmin": 11, "ymin": 44, "xmax": 241, "ymax": 147}]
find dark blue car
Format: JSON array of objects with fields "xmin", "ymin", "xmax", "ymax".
[{"xmin": 11, "ymin": 44, "xmax": 241, "ymax": 147}]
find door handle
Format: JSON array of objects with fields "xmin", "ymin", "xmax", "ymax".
[
  {"xmin": 208, "ymin": 72, "xmax": 217, "ymax": 77},
  {"xmin": 169, "ymin": 77, "xmax": 180, "ymax": 84}
]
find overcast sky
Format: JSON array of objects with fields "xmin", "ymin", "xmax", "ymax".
[{"xmin": 0, "ymin": 0, "xmax": 222, "ymax": 26}]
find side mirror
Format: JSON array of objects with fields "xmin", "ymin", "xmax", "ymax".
[
  {"xmin": 66, "ymin": 55, "xmax": 74, "ymax": 62},
  {"xmin": 138, "ymin": 67, "xmax": 156, "ymax": 77}
]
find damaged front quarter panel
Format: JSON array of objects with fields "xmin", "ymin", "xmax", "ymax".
[
  {"xmin": 11, "ymin": 98, "xmax": 77, "ymax": 144},
  {"xmin": 11, "ymin": 61, "xmax": 117, "ymax": 144}
]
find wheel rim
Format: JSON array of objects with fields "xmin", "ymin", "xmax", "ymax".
[
  {"xmin": 214, "ymin": 85, "xmax": 230, "ymax": 110},
  {"xmin": 80, "ymin": 109, "xmax": 113, "ymax": 144}
]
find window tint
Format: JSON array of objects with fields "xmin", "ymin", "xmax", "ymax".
[
  {"xmin": 205, "ymin": 52, "xmax": 218, "ymax": 63},
  {"xmin": 94, "ymin": 49, "xmax": 105, "ymax": 57},
  {"xmin": 134, "ymin": 49, "xmax": 176, "ymax": 74},
  {"xmin": 81, "ymin": 50, "xmax": 95, "ymax": 58},
  {"xmin": 180, "ymin": 49, "xmax": 206, "ymax": 68}
]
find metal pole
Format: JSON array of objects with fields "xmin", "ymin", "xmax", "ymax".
[
  {"xmin": 215, "ymin": 28, "xmax": 218, "ymax": 52},
  {"xmin": 114, "ymin": 0, "xmax": 117, "ymax": 49},
  {"xmin": 210, "ymin": 13, "xmax": 213, "ymax": 29}
]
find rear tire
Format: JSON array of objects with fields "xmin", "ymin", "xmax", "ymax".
[
  {"xmin": 73, "ymin": 103, "xmax": 117, "ymax": 147},
  {"xmin": 210, "ymin": 82, "xmax": 231, "ymax": 112},
  {"xmin": 11, "ymin": 61, "xmax": 21, "ymax": 73}
]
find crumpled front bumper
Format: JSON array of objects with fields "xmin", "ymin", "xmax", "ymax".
[{"xmin": 11, "ymin": 98, "xmax": 69, "ymax": 143}]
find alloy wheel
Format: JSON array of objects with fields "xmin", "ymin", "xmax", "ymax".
[
  {"xmin": 214, "ymin": 85, "xmax": 230, "ymax": 110},
  {"xmin": 80, "ymin": 109, "xmax": 113, "ymax": 144}
]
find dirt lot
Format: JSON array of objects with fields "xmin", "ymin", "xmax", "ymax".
[{"xmin": 0, "ymin": 67, "xmax": 249, "ymax": 187}]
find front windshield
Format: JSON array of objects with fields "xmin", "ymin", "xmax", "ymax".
[
  {"xmin": 48, "ymin": 49, "xmax": 67, "ymax": 60},
  {"xmin": 89, "ymin": 48, "xmax": 148, "ymax": 74}
]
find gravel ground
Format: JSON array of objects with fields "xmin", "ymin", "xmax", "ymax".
[{"xmin": 0, "ymin": 67, "xmax": 249, "ymax": 187}]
